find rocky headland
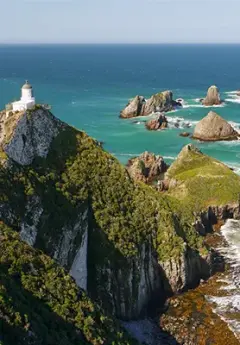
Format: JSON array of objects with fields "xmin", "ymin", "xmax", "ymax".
[
  {"xmin": 192, "ymin": 111, "xmax": 239, "ymax": 141},
  {"xmin": 0, "ymin": 106, "xmax": 240, "ymax": 344},
  {"xmin": 120, "ymin": 91, "xmax": 181, "ymax": 119},
  {"xmin": 201, "ymin": 85, "xmax": 222, "ymax": 106}
]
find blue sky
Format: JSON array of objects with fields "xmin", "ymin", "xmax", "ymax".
[{"xmin": 0, "ymin": 0, "xmax": 239, "ymax": 43}]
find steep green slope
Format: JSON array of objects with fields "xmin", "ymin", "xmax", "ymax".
[
  {"xmin": 166, "ymin": 144, "xmax": 240, "ymax": 211},
  {"xmin": 0, "ymin": 222, "xmax": 136, "ymax": 345},
  {"xmin": 0, "ymin": 108, "xmax": 211, "ymax": 319}
]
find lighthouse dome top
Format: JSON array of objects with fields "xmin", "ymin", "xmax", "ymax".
[{"xmin": 22, "ymin": 80, "xmax": 32, "ymax": 90}]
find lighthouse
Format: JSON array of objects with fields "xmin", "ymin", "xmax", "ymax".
[{"xmin": 12, "ymin": 81, "xmax": 36, "ymax": 112}]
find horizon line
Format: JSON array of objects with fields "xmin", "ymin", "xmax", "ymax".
[{"xmin": 1, "ymin": 42, "xmax": 240, "ymax": 45}]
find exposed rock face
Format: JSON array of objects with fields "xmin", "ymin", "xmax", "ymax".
[
  {"xmin": 3, "ymin": 108, "xmax": 64, "ymax": 165},
  {"xmin": 120, "ymin": 91, "xmax": 181, "ymax": 118},
  {"xmin": 192, "ymin": 111, "xmax": 239, "ymax": 141},
  {"xmin": 202, "ymin": 85, "xmax": 222, "ymax": 106},
  {"xmin": 127, "ymin": 151, "xmax": 168, "ymax": 183},
  {"xmin": 145, "ymin": 114, "xmax": 168, "ymax": 131},
  {"xmin": 120, "ymin": 95, "xmax": 145, "ymax": 119},
  {"xmin": 161, "ymin": 247, "xmax": 211, "ymax": 293},
  {"xmin": 142, "ymin": 91, "xmax": 176, "ymax": 116}
]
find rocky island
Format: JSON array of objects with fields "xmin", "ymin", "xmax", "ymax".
[
  {"xmin": 0, "ymin": 100, "xmax": 240, "ymax": 344},
  {"xmin": 201, "ymin": 85, "xmax": 222, "ymax": 106},
  {"xmin": 192, "ymin": 111, "xmax": 239, "ymax": 141},
  {"xmin": 120, "ymin": 91, "xmax": 181, "ymax": 118}
]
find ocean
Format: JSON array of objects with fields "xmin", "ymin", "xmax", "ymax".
[{"xmin": 0, "ymin": 44, "xmax": 240, "ymax": 339}]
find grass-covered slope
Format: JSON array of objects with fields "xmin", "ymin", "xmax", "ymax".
[
  {"xmin": 0, "ymin": 124, "xmax": 204, "ymax": 260},
  {"xmin": 166, "ymin": 144, "xmax": 240, "ymax": 211},
  {"xmin": 0, "ymin": 109, "xmax": 212, "ymax": 319},
  {"xmin": 0, "ymin": 222, "xmax": 136, "ymax": 345}
]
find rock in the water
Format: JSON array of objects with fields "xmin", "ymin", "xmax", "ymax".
[
  {"xmin": 142, "ymin": 91, "xmax": 175, "ymax": 115},
  {"xmin": 120, "ymin": 91, "xmax": 181, "ymax": 118},
  {"xmin": 120, "ymin": 95, "xmax": 145, "ymax": 118},
  {"xmin": 202, "ymin": 85, "xmax": 222, "ymax": 106},
  {"xmin": 145, "ymin": 114, "xmax": 168, "ymax": 131},
  {"xmin": 179, "ymin": 132, "xmax": 191, "ymax": 137},
  {"xmin": 127, "ymin": 151, "xmax": 168, "ymax": 183},
  {"xmin": 192, "ymin": 111, "xmax": 239, "ymax": 141}
]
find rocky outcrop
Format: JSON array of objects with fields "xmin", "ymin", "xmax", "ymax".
[
  {"xmin": 126, "ymin": 151, "xmax": 168, "ymax": 183},
  {"xmin": 2, "ymin": 107, "xmax": 65, "ymax": 165},
  {"xmin": 145, "ymin": 114, "xmax": 168, "ymax": 131},
  {"xmin": 141, "ymin": 91, "xmax": 178, "ymax": 116},
  {"xmin": 120, "ymin": 95, "xmax": 145, "ymax": 119},
  {"xmin": 179, "ymin": 132, "xmax": 191, "ymax": 137},
  {"xmin": 202, "ymin": 85, "xmax": 222, "ymax": 106},
  {"xmin": 161, "ymin": 247, "xmax": 212, "ymax": 293},
  {"xmin": 120, "ymin": 91, "xmax": 181, "ymax": 118},
  {"xmin": 192, "ymin": 111, "xmax": 239, "ymax": 141}
]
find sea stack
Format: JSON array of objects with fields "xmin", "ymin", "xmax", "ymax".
[
  {"xmin": 120, "ymin": 95, "xmax": 145, "ymax": 119},
  {"xmin": 192, "ymin": 111, "xmax": 239, "ymax": 141},
  {"xmin": 120, "ymin": 90, "xmax": 181, "ymax": 118},
  {"xmin": 145, "ymin": 113, "xmax": 168, "ymax": 130},
  {"xmin": 202, "ymin": 85, "xmax": 222, "ymax": 106}
]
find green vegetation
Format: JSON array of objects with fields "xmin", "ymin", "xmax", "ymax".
[
  {"xmin": 0, "ymin": 125, "xmax": 206, "ymax": 261},
  {"xmin": 166, "ymin": 145, "xmax": 240, "ymax": 211},
  {"xmin": 0, "ymin": 222, "xmax": 136, "ymax": 345}
]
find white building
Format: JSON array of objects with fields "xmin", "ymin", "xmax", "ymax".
[{"xmin": 12, "ymin": 81, "xmax": 36, "ymax": 112}]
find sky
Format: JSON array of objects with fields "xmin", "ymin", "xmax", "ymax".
[{"xmin": 0, "ymin": 0, "xmax": 240, "ymax": 44}]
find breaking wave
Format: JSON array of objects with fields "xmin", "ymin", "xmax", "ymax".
[{"xmin": 208, "ymin": 220, "xmax": 240, "ymax": 340}]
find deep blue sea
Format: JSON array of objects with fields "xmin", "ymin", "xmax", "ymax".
[{"xmin": 1, "ymin": 44, "xmax": 240, "ymax": 169}]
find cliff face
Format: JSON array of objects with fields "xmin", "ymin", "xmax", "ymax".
[
  {"xmin": 0, "ymin": 222, "xmax": 136, "ymax": 345},
  {"xmin": 0, "ymin": 107, "xmax": 212, "ymax": 320}
]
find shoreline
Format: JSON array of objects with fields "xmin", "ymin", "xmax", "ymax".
[{"xmin": 159, "ymin": 222, "xmax": 240, "ymax": 344}]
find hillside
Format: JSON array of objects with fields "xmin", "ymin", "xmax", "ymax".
[
  {"xmin": 0, "ymin": 106, "xmax": 224, "ymax": 326},
  {"xmin": 0, "ymin": 222, "xmax": 135, "ymax": 345},
  {"xmin": 166, "ymin": 144, "xmax": 240, "ymax": 211}
]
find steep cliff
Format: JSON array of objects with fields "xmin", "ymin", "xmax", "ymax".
[
  {"xmin": 0, "ymin": 107, "xmax": 212, "ymax": 320},
  {"xmin": 0, "ymin": 222, "xmax": 136, "ymax": 345}
]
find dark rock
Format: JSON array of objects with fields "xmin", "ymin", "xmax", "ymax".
[
  {"xmin": 179, "ymin": 132, "xmax": 191, "ymax": 137},
  {"xmin": 145, "ymin": 114, "xmax": 168, "ymax": 131}
]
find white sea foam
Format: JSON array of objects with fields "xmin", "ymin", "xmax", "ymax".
[
  {"xmin": 163, "ymin": 156, "xmax": 176, "ymax": 161},
  {"xmin": 167, "ymin": 115, "xmax": 197, "ymax": 129},
  {"xmin": 226, "ymin": 98, "xmax": 240, "ymax": 104},
  {"xmin": 225, "ymin": 91, "xmax": 239, "ymax": 95},
  {"xmin": 207, "ymin": 220, "xmax": 240, "ymax": 339}
]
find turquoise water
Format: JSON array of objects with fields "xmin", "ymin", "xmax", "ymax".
[{"xmin": 1, "ymin": 44, "xmax": 240, "ymax": 168}]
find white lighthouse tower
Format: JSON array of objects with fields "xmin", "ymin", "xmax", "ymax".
[{"xmin": 12, "ymin": 81, "xmax": 36, "ymax": 112}]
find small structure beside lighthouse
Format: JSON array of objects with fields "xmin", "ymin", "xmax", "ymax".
[{"xmin": 12, "ymin": 81, "xmax": 36, "ymax": 112}]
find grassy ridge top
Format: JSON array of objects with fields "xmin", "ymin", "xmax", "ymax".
[
  {"xmin": 166, "ymin": 144, "xmax": 240, "ymax": 210},
  {"xmin": 0, "ymin": 222, "xmax": 135, "ymax": 345}
]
